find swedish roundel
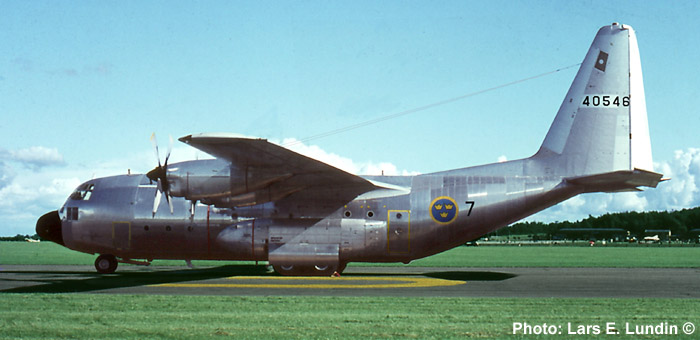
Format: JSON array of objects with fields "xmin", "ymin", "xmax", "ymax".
[{"xmin": 430, "ymin": 196, "xmax": 459, "ymax": 225}]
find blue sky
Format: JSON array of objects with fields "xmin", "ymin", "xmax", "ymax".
[{"xmin": 1, "ymin": 1, "xmax": 699, "ymax": 235}]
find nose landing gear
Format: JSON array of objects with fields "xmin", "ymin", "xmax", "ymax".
[{"xmin": 94, "ymin": 254, "xmax": 118, "ymax": 274}]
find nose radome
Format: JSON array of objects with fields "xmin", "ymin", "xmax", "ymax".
[{"xmin": 36, "ymin": 210, "xmax": 64, "ymax": 245}]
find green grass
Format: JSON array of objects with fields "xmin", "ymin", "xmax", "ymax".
[
  {"xmin": 2, "ymin": 243, "xmax": 698, "ymax": 339},
  {"xmin": 0, "ymin": 294, "xmax": 698, "ymax": 339},
  {"xmin": 0, "ymin": 242, "xmax": 256, "ymax": 267},
  {"xmin": 2, "ymin": 242, "xmax": 699, "ymax": 268},
  {"xmin": 404, "ymin": 245, "xmax": 700, "ymax": 268},
  {"xmin": 0, "ymin": 242, "xmax": 96, "ymax": 265}
]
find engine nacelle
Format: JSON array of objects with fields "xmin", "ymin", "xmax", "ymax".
[
  {"xmin": 166, "ymin": 159, "xmax": 294, "ymax": 207},
  {"xmin": 167, "ymin": 159, "xmax": 231, "ymax": 199}
]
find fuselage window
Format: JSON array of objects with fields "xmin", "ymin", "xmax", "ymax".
[{"xmin": 65, "ymin": 207, "xmax": 79, "ymax": 221}]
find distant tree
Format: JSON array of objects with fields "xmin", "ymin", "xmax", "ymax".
[
  {"xmin": 502, "ymin": 206, "xmax": 700, "ymax": 239},
  {"xmin": 0, "ymin": 234, "xmax": 41, "ymax": 242}
]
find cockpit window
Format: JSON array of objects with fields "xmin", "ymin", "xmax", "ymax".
[{"xmin": 70, "ymin": 183, "xmax": 94, "ymax": 201}]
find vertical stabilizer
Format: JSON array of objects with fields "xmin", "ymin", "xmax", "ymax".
[{"xmin": 538, "ymin": 23, "xmax": 654, "ymax": 177}]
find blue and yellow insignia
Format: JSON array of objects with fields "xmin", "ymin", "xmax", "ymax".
[{"xmin": 430, "ymin": 196, "xmax": 459, "ymax": 225}]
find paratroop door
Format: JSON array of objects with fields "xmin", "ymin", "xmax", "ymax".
[{"xmin": 387, "ymin": 210, "xmax": 410, "ymax": 254}]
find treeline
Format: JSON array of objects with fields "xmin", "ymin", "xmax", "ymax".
[
  {"xmin": 0, "ymin": 234, "xmax": 40, "ymax": 242},
  {"xmin": 501, "ymin": 207, "xmax": 700, "ymax": 237}
]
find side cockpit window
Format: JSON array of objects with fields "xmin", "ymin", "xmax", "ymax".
[
  {"xmin": 70, "ymin": 183, "xmax": 94, "ymax": 201},
  {"xmin": 59, "ymin": 206, "xmax": 79, "ymax": 221}
]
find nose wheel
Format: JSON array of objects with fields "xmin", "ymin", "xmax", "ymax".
[{"xmin": 95, "ymin": 254, "xmax": 118, "ymax": 274}]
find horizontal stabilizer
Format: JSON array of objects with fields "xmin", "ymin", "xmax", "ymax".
[{"xmin": 565, "ymin": 168, "xmax": 663, "ymax": 193}]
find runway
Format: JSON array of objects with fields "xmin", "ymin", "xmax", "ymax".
[{"xmin": 0, "ymin": 265, "xmax": 698, "ymax": 298}]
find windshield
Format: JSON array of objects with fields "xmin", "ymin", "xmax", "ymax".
[{"xmin": 69, "ymin": 182, "xmax": 94, "ymax": 201}]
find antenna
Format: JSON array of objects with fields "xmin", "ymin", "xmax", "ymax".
[{"xmin": 283, "ymin": 63, "xmax": 581, "ymax": 147}]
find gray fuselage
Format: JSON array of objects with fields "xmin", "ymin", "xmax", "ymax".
[{"xmin": 52, "ymin": 154, "xmax": 576, "ymax": 266}]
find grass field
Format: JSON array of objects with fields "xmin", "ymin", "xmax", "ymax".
[
  {"xmin": 2, "ymin": 241, "xmax": 699, "ymax": 268},
  {"xmin": 2, "ymin": 242, "xmax": 698, "ymax": 339},
  {"xmin": 1, "ymin": 294, "xmax": 698, "ymax": 339}
]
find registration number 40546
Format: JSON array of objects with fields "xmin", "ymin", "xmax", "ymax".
[{"xmin": 581, "ymin": 95, "xmax": 630, "ymax": 107}]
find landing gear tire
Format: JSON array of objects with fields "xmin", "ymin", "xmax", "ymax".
[
  {"xmin": 272, "ymin": 264, "xmax": 301, "ymax": 276},
  {"xmin": 311, "ymin": 264, "xmax": 336, "ymax": 276},
  {"xmin": 95, "ymin": 254, "xmax": 118, "ymax": 274},
  {"xmin": 272, "ymin": 263, "xmax": 344, "ymax": 276}
]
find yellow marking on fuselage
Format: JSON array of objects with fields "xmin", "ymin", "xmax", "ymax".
[{"xmin": 155, "ymin": 276, "xmax": 464, "ymax": 289}]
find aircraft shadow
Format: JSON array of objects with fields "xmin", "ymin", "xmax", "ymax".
[
  {"xmin": 0, "ymin": 266, "xmax": 517, "ymax": 293},
  {"xmin": 424, "ymin": 271, "xmax": 517, "ymax": 281},
  {"xmin": 344, "ymin": 271, "xmax": 517, "ymax": 281},
  {"xmin": 0, "ymin": 265, "xmax": 270, "ymax": 294}
]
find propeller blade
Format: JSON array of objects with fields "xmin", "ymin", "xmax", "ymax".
[
  {"xmin": 189, "ymin": 200, "xmax": 196, "ymax": 218},
  {"xmin": 164, "ymin": 135, "xmax": 173, "ymax": 167},
  {"xmin": 150, "ymin": 133, "xmax": 162, "ymax": 168},
  {"xmin": 166, "ymin": 193, "xmax": 174, "ymax": 214},
  {"xmin": 153, "ymin": 187, "xmax": 162, "ymax": 217}
]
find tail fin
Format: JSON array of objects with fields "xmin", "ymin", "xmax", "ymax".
[{"xmin": 537, "ymin": 23, "xmax": 660, "ymax": 187}]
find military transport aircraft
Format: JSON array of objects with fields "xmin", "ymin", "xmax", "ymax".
[{"xmin": 37, "ymin": 23, "xmax": 662, "ymax": 276}]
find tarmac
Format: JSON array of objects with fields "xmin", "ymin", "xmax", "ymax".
[{"xmin": 0, "ymin": 265, "xmax": 698, "ymax": 298}]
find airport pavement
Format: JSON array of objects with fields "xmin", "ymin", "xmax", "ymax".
[{"xmin": 0, "ymin": 265, "xmax": 698, "ymax": 298}]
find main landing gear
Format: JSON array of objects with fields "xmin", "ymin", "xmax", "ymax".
[{"xmin": 272, "ymin": 263, "xmax": 347, "ymax": 276}]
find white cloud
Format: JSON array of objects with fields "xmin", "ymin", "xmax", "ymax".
[
  {"xmin": 0, "ymin": 170, "xmax": 83, "ymax": 234},
  {"xmin": 642, "ymin": 148, "xmax": 700, "ymax": 210},
  {"xmin": 278, "ymin": 138, "xmax": 419, "ymax": 176},
  {"xmin": 610, "ymin": 192, "xmax": 649, "ymax": 211},
  {"xmin": 7, "ymin": 146, "xmax": 64, "ymax": 169},
  {"xmin": 562, "ymin": 195, "xmax": 586, "ymax": 210},
  {"xmin": 0, "ymin": 145, "xmax": 149, "ymax": 236},
  {"xmin": 0, "ymin": 161, "xmax": 16, "ymax": 189}
]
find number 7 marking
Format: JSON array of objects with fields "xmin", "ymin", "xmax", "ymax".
[{"xmin": 465, "ymin": 201, "xmax": 475, "ymax": 216}]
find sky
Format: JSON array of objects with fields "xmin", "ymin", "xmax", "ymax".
[{"xmin": 1, "ymin": 1, "xmax": 699, "ymax": 235}]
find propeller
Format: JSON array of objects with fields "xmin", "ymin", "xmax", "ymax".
[{"xmin": 147, "ymin": 133, "xmax": 174, "ymax": 217}]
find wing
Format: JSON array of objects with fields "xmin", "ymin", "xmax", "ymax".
[{"xmin": 179, "ymin": 133, "xmax": 378, "ymax": 217}]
